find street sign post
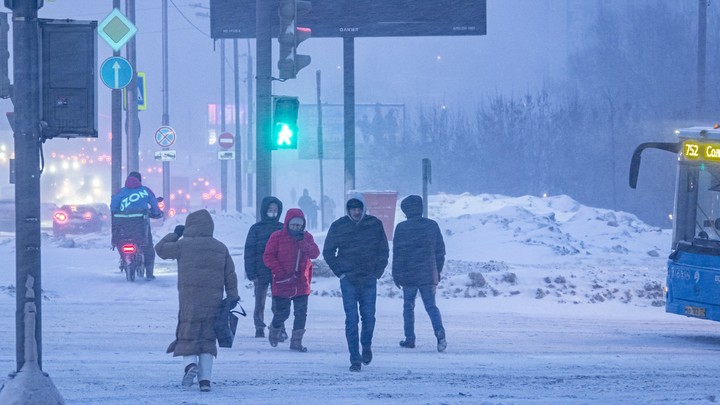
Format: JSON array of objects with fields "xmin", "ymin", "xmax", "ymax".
[
  {"xmin": 154, "ymin": 126, "xmax": 176, "ymax": 148},
  {"xmin": 218, "ymin": 132, "xmax": 235, "ymax": 149},
  {"xmin": 100, "ymin": 56, "xmax": 132, "ymax": 90},
  {"xmin": 98, "ymin": 8, "xmax": 137, "ymax": 51}
]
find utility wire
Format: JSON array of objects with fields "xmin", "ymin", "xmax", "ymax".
[{"xmin": 169, "ymin": 0, "xmax": 211, "ymax": 38}]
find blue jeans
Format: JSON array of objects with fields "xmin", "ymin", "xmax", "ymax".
[
  {"xmin": 340, "ymin": 277, "xmax": 377, "ymax": 365},
  {"xmin": 403, "ymin": 285, "xmax": 444, "ymax": 341}
]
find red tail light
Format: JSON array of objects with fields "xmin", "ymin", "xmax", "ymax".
[
  {"xmin": 121, "ymin": 244, "xmax": 137, "ymax": 254},
  {"xmin": 168, "ymin": 208, "xmax": 176, "ymax": 217},
  {"xmin": 53, "ymin": 212, "xmax": 68, "ymax": 223},
  {"xmin": 215, "ymin": 193, "xmax": 223, "ymax": 200},
  {"xmin": 83, "ymin": 212, "xmax": 93, "ymax": 220}
]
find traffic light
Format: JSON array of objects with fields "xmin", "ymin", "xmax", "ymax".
[
  {"xmin": 272, "ymin": 96, "xmax": 299, "ymax": 150},
  {"xmin": 277, "ymin": 0, "xmax": 311, "ymax": 80}
]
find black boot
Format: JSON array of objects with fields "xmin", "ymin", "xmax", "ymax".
[
  {"xmin": 361, "ymin": 346, "xmax": 372, "ymax": 365},
  {"xmin": 289, "ymin": 329, "xmax": 307, "ymax": 352},
  {"xmin": 255, "ymin": 327, "xmax": 265, "ymax": 338},
  {"xmin": 268, "ymin": 326, "xmax": 281, "ymax": 347},
  {"xmin": 436, "ymin": 330, "xmax": 447, "ymax": 352},
  {"xmin": 399, "ymin": 339, "xmax": 415, "ymax": 348}
]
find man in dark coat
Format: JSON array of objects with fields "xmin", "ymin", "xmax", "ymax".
[
  {"xmin": 392, "ymin": 195, "xmax": 447, "ymax": 352},
  {"xmin": 323, "ymin": 192, "xmax": 389, "ymax": 372},
  {"xmin": 244, "ymin": 196, "xmax": 283, "ymax": 338},
  {"xmin": 155, "ymin": 209, "xmax": 239, "ymax": 392},
  {"xmin": 263, "ymin": 208, "xmax": 320, "ymax": 352}
]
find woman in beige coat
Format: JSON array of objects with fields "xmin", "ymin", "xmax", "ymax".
[{"xmin": 155, "ymin": 209, "xmax": 239, "ymax": 392}]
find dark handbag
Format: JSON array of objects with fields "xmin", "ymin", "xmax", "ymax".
[{"xmin": 215, "ymin": 298, "xmax": 246, "ymax": 348}]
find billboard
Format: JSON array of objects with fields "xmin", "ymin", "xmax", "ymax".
[
  {"xmin": 210, "ymin": 0, "xmax": 486, "ymax": 39},
  {"xmin": 297, "ymin": 103, "xmax": 404, "ymax": 160}
]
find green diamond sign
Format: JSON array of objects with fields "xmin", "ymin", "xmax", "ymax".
[{"xmin": 98, "ymin": 8, "xmax": 137, "ymax": 52}]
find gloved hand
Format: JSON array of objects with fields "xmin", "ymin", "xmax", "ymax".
[
  {"xmin": 290, "ymin": 230, "xmax": 304, "ymax": 241},
  {"xmin": 228, "ymin": 297, "xmax": 240, "ymax": 307},
  {"xmin": 174, "ymin": 225, "xmax": 185, "ymax": 237}
]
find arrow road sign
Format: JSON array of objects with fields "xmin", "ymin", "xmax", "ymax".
[
  {"xmin": 155, "ymin": 126, "xmax": 176, "ymax": 147},
  {"xmin": 100, "ymin": 57, "xmax": 133, "ymax": 89},
  {"xmin": 218, "ymin": 132, "xmax": 235, "ymax": 149}
]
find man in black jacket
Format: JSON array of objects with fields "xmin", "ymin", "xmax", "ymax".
[
  {"xmin": 323, "ymin": 193, "xmax": 389, "ymax": 372},
  {"xmin": 244, "ymin": 196, "xmax": 284, "ymax": 338},
  {"xmin": 392, "ymin": 195, "xmax": 447, "ymax": 352}
]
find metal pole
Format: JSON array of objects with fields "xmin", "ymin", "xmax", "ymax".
[
  {"xmin": 256, "ymin": 0, "xmax": 272, "ymax": 218},
  {"xmin": 422, "ymin": 158, "xmax": 431, "ymax": 218},
  {"xmin": 13, "ymin": 0, "xmax": 42, "ymax": 373},
  {"xmin": 111, "ymin": 0, "xmax": 122, "ymax": 195},
  {"xmin": 220, "ymin": 39, "xmax": 227, "ymax": 212},
  {"xmin": 246, "ymin": 40, "xmax": 254, "ymax": 208},
  {"xmin": 234, "ymin": 38, "xmax": 242, "ymax": 212},
  {"xmin": 697, "ymin": 0, "xmax": 707, "ymax": 113},
  {"xmin": 125, "ymin": 0, "xmax": 139, "ymax": 173},
  {"xmin": 316, "ymin": 70, "xmax": 324, "ymax": 230},
  {"xmin": 162, "ymin": 0, "xmax": 170, "ymax": 210},
  {"xmin": 343, "ymin": 37, "xmax": 355, "ymax": 197}
]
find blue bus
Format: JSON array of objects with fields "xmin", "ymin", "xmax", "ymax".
[{"xmin": 630, "ymin": 126, "xmax": 720, "ymax": 321}]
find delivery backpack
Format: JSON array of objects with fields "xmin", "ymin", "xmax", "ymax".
[{"xmin": 215, "ymin": 298, "xmax": 246, "ymax": 348}]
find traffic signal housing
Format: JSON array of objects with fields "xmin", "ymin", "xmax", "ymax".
[
  {"xmin": 277, "ymin": 0, "xmax": 311, "ymax": 80},
  {"xmin": 272, "ymin": 96, "xmax": 299, "ymax": 150}
]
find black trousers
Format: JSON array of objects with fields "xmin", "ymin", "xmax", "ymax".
[{"xmin": 271, "ymin": 295, "xmax": 309, "ymax": 331}]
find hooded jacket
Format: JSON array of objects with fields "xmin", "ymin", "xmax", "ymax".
[
  {"xmin": 392, "ymin": 195, "xmax": 446, "ymax": 287},
  {"xmin": 110, "ymin": 175, "xmax": 162, "ymax": 217},
  {"xmin": 244, "ymin": 196, "xmax": 283, "ymax": 283},
  {"xmin": 322, "ymin": 192, "xmax": 389, "ymax": 286},
  {"xmin": 155, "ymin": 209, "xmax": 239, "ymax": 357},
  {"xmin": 263, "ymin": 208, "xmax": 320, "ymax": 298}
]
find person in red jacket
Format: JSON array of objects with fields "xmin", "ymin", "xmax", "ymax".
[{"xmin": 263, "ymin": 208, "xmax": 320, "ymax": 351}]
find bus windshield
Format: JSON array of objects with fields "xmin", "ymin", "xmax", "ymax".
[{"xmin": 694, "ymin": 166, "xmax": 720, "ymax": 245}]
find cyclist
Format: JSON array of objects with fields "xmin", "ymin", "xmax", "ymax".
[{"xmin": 111, "ymin": 172, "xmax": 163, "ymax": 280}]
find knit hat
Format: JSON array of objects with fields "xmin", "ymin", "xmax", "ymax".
[{"xmin": 346, "ymin": 199, "xmax": 363, "ymax": 210}]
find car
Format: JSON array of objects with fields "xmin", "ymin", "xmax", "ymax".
[{"xmin": 53, "ymin": 203, "xmax": 111, "ymax": 237}]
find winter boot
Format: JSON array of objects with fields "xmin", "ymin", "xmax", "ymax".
[
  {"xmin": 255, "ymin": 327, "xmax": 265, "ymax": 338},
  {"xmin": 361, "ymin": 346, "xmax": 372, "ymax": 365},
  {"xmin": 399, "ymin": 339, "xmax": 416, "ymax": 348},
  {"xmin": 268, "ymin": 326, "xmax": 281, "ymax": 347},
  {"xmin": 436, "ymin": 330, "xmax": 447, "ymax": 352},
  {"xmin": 199, "ymin": 380, "xmax": 211, "ymax": 392},
  {"xmin": 182, "ymin": 363, "xmax": 198, "ymax": 387},
  {"xmin": 289, "ymin": 329, "xmax": 307, "ymax": 352},
  {"xmin": 349, "ymin": 363, "xmax": 361, "ymax": 372}
]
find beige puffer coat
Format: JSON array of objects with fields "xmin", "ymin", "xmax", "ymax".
[{"xmin": 155, "ymin": 209, "xmax": 239, "ymax": 357}]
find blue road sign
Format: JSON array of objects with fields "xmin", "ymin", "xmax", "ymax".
[
  {"xmin": 155, "ymin": 126, "xmax": 176, "ymax": 147},
  {"xmin": 100, "ymin": 56, "xmax": 133, "ymax": 89}
]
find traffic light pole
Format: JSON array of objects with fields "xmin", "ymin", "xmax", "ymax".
[
  {"xmin": 0, "ymin": 1, "xmax": 63, "ymax": 402},
  {"xmin": 343, "ymin": 37, "xmax": 355, "ymax": 197},
  {"xmin": 255, "ymin": 0, "xmax": 272, "ymax": 218},
  {"xmin": 246, "ymin": 41, "xmax": 254, "ymax": 209}
]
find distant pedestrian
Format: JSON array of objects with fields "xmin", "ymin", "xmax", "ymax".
[
  {"xmin": 323, "ymin": 192, "xmax": 389, "ymax": 372},
  {"xmin": 244, "ymin": 196, "xmax": 286, "ymax": 339},
  {"xmin": 263, "ymin": 208, "xmax": 320, "ymax": 351},
  {"xmin": 298, "ymin": 189, "xmax": 318, "ymax": 230},
  {"xmin": 392, "ymin": 195, "xmax": 447, "ymax": 352},
  {"xmin": 155, "ymin": 209, "xmax": 239, "ymax": 392},
  {"xmin": 322, "ymin": 195, "xmax": 336, "ymax": 230}
]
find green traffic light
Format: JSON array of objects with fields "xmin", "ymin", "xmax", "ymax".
[{"xmin": 277, "ymin": 124, "xmax": 294, "ymax": 146}]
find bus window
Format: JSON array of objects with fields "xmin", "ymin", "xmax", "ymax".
[{"xmin": 694, "ymin": 167, "xmax": 720, "ymax": 243}]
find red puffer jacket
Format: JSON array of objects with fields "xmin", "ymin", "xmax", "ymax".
[{"xmin": 263, "ymin": 208, "xmax": 320, "ymax": 298}]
